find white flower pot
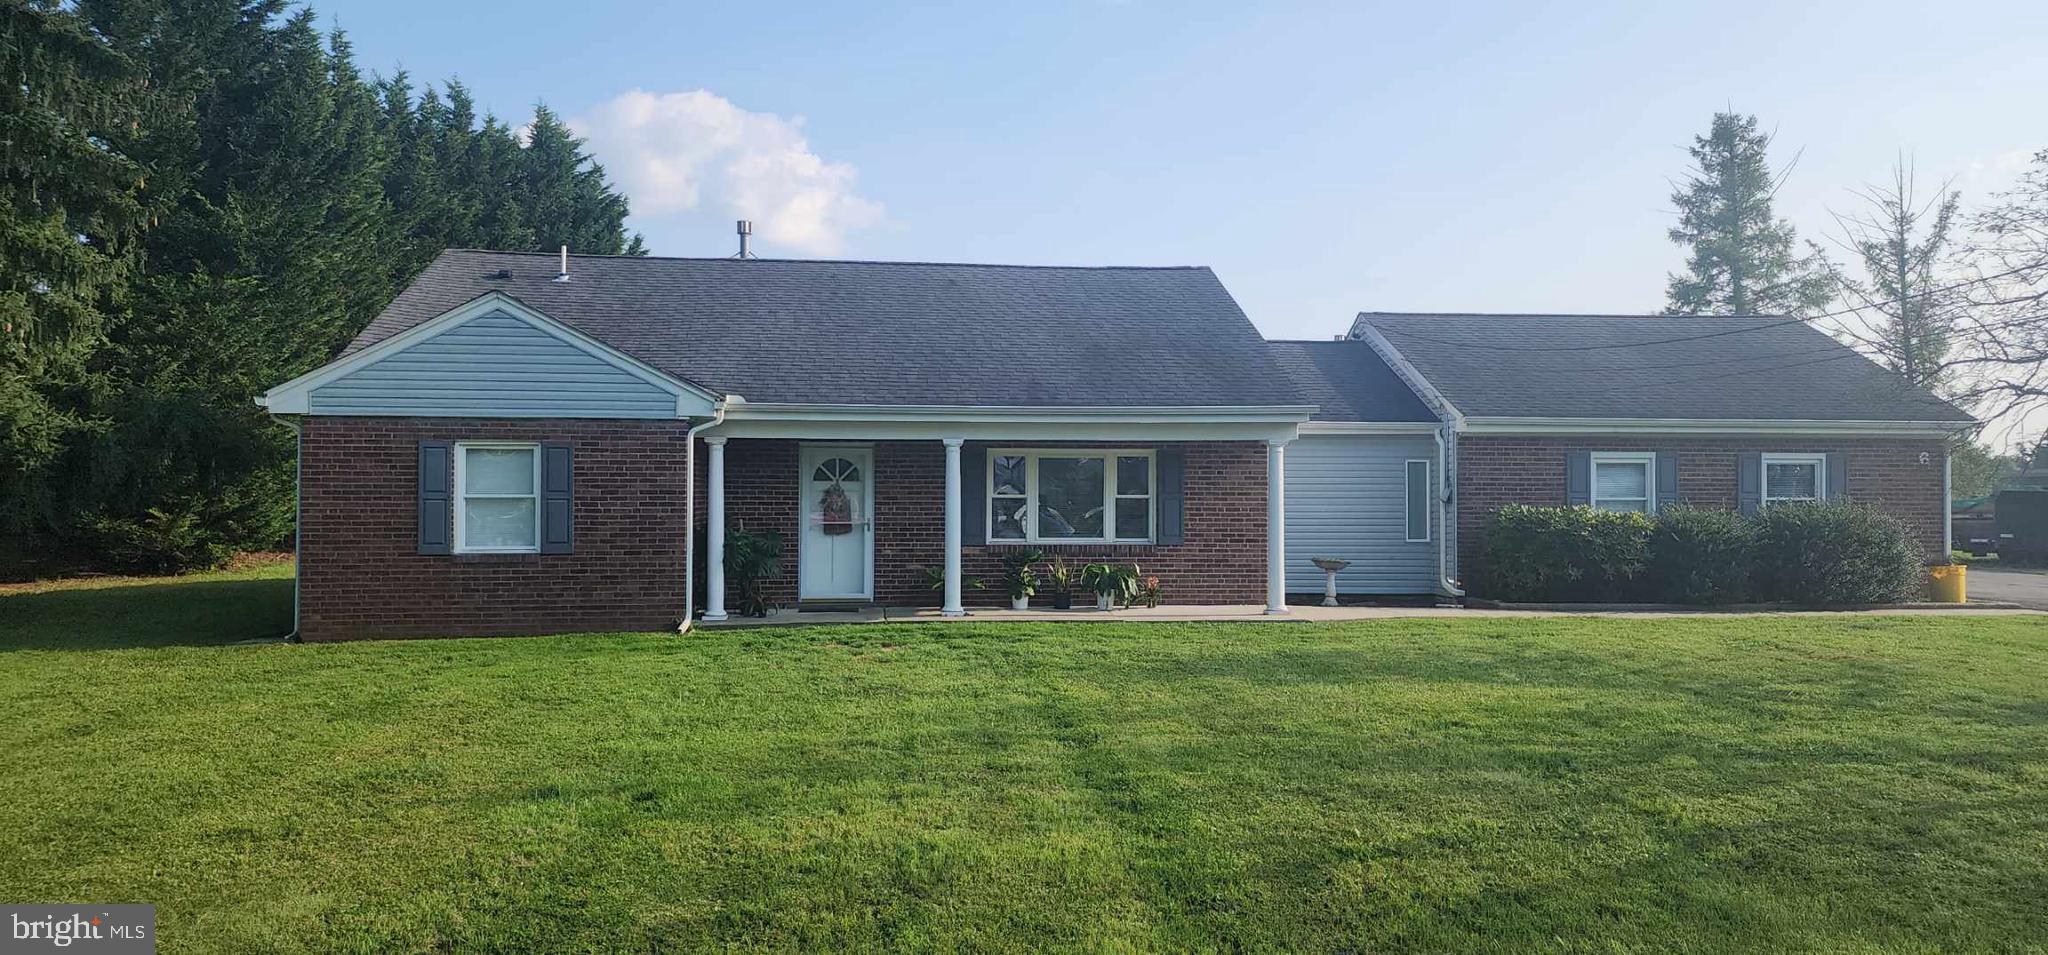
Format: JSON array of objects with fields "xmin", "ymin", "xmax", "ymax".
[
  {"xmin": 1011, "ymin": 596, "xmax": 1029, "ymax": 611},
  {"xmin": 1096, "ymin": 594, "xmax": 1112, "ymax": 611}
]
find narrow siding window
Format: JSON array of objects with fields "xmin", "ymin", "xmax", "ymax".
[{"xmin": 1405, "ymin": 459, "xmax": 1430, "ymax": 543}]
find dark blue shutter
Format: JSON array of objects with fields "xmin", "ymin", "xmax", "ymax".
[
  {"xmin": 1825, "ymin": 451, "xmax": 1849, "ymax": 501},
  {"xmin": 1565, "ymin": 451, "xmax": 1591, "ymax": 506},
  {"xmin": 1738, "ymin": 452, "xmax": 1762, "ymax": 515},
  {"xmin": 1157, "ymin": 447, "xmax": 1186, "ymax": 544},
  {"xmin": 418, "ymin": 440, "xmax": 452, "ymax": 555},
  {"xmin": 540, "ymin": 442, "xmax": 573, "ymax": 554},
  {"xmin": 1657, "ymin": 451, "xmax": 1680, "ymax": 509},
  {"xmin": 962, "ymin": 444, "xmax": 987, "ymax": 544}
]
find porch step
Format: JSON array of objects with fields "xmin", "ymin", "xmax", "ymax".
[{"xmin": 796, "ymin": 600, "xmax": 874, "ymax": 613}]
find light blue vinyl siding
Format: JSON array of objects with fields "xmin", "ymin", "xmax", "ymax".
[
  {"xmin": 309, "ymin": 310, "xmax": 677, "ymax": 418},
  {"xmin": 1285, "ymin": 433, "xmax": 1440, "ymax": 595}
]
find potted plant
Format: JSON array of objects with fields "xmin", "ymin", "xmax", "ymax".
[
  {"xmin": 1081, "ymin": 562, "xmax": 1140, "ymax": 611},
  {"xmin": 1046, "ymin": 556, "xmax": 1075, "ymax": 610},
  {"xmin": 918, "ymin": 566, "xmax": 986, "ymax": 600},
  {"xmin": 999, "ymin": 548, "xmax": 1046, "ymax": 610}
]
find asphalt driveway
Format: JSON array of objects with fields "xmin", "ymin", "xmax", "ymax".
[{"xmin": 1967, "ymin": 566, "xmax": 2048, "ymax": 609}]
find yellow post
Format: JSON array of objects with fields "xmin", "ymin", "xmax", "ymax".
[{"xmin": 1928, "ymin": 565, "xmax": 1967, "ymax": 603}]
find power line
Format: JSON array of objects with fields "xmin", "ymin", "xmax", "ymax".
[{"xmin": 1361, "ymin": 263, "xmax": 2042, "ymax": 353}]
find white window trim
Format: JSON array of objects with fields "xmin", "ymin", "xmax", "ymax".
[
  {"xmin": 1761, "ymin": 452, "xmax": 1828, "ymax": 506},
  {"xmin": 987, "ymin": 448, "xmax": 1156, "ymax": 545},
  {"xmin": 1405, "ymin": 458, "xmax": 1431, "ymax": 543},
  {"xmin": 1589, "ymin": 451, "xmax": 1657, "ymax": 514},
  {"xmin": 453, "ymin": 441, "xmax": 543, "ymax": 554}
]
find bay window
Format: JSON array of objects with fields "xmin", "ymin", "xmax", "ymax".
[
  {"xmin": 455, "ymin": 442, "xmax": 541, "ymax": 553},
  {"xmin": 987, "ymin": 450, "xmax": 1155, "ymax": 544}
]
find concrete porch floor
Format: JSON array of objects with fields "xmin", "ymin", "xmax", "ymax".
[{"xmin": 693, "ymin": 602, "xmax": 2041, "ymax": 628}]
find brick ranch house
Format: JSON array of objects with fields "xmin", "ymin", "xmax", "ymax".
[{"xmin": 262, "ymin": 250, "xmax": 1975, "ymax": 640}]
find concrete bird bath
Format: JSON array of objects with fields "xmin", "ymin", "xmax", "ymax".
[{"xmin": 1310, "ymin": 557, "xmax": 1351, "ymax": 607}]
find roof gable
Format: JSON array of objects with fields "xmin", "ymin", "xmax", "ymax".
[{"xmin": 263, "ymin": 292, "xmax": 718, "ymax": 417}]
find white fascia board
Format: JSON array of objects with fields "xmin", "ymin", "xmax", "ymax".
[
  {"xmin": 720, "ymin": 403, "xmax": 1318, "ymax": 425},
  {"xmin": 714, "ymin": 405, "xmax": 1304, "ymax": 442},
  {"xmin": 258, "ymin": 291, "xmax": 720, "ymax": 415},
  {"xmin": 1459, "ymin": 416, "xmax": 1974, "ymax": 437},
  {"xmin": 1352, "ymin": 323, "xmax": 1464, "ymax": 429},
  {"xmin": 1297, "ymin": 421, "xmax": 1442, "ymax": 435}
]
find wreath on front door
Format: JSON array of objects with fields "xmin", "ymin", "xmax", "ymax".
[{"xmin": 819, "ymin": 483, "xmax": 853, "ymax": 535}]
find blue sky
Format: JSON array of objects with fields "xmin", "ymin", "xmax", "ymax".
[{"xmin": 327, "ymin": 0, "xmax": 2042, "ymax": 437}]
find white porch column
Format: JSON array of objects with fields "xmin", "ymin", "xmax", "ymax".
[
  {"xmin": 942, "ymin": 437, "xmax": 966, "ymax": 616},
  {"xmin": 1265, "ymin": 438, "xmax": 1289, "ymax": 615},
  {"xmin": 703, "ymin": 436, "xmax": 729, "ymax": 622}
]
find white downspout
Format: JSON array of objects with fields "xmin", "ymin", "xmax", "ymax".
[
  {"xmin": 1434, "ymin": 426, "xmax": 1465, "ymax": 598},
  {"xmin": 272, "ymin": 414, "xmax": 304, "ymax": 641},
  {"xmin": 680, "ymin": 400, "xmax": 730, "ymax": 633},
  {"xmin": 1943, "ymin": 448, "xmax": 1954, "ymax": 557}
]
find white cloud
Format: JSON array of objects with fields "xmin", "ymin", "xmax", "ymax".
[{"xmin": 573, "ymin": 89, "xmax": 884, "ymax": 256}]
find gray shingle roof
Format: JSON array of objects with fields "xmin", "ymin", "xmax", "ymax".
[
  {"xmin": 1268, "ymin": 340, "xmax": 1435, "ymax": 422},
  {"xmin": 1356, "ymin": 312, "xmax": 1976, "ymax": 423},
  {"xmin": 346, "ymin": 250, "xmax": 1305, "ymax": 407}
]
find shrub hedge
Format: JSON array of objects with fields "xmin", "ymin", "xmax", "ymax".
[
  {"xmin": 1474, "ymin": 501, "xmax": 1926, "ymax": 605},
  {"xmin": 1473, "ymin": 504, "xmax": 1652, "ymax": 602},
  {"xmin": 1747, "ymin": 501, "xmax": 1925, "ymax": 605}
]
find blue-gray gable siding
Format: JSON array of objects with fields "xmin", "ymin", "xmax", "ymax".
[
  {"xmin": 1284, "ymin": 433, "xmax": 1439, "ymax": 595},
  {"xmin": 308, "ymin": 310, "xmax": 677, "ymax": 418}
]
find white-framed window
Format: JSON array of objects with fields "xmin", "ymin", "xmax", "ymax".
[
  {"xmin": 454, "ymin": 442, "xmax": 541, "ymax": 553},
  {"xmin": 1404, "ymin": 459, "xmax": 1431, "ymax": 542},
  {"xmin": 1762, "ymin": 453, "xmax": 1827, "ymax": 506},
  {"xmin": 987, "ymin": 449, "xmax": 1155, "ymax": 544},
  {"xmin": 1590, "ymin": 451, "xmax": 1656, "ymax": 514}
]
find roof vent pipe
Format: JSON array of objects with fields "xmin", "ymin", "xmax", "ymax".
[
  {"xmin": 732, "ymin": 220, "xmax": 757, "ymax": 259},
  {"xmin": 553, "ymin": 245, "xmax": 571, "ymax": 283}
]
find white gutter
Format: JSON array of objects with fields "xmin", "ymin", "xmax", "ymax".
[
  {"xmin": 679, "ymin": 399, "xmax": 732, "ymax": 633},
  {"xmin": 1456, "ymin": 416, "xmax": 1975, "ymax": 437},
  {"xmin": 270, "ymin": 414, "xmax": 304, "ymax": 642},
  {"xmin": 1297, "ymin": 421, "xmax": 1440, "ymax": 435},
  {"xmin": 1433, "ymin": 427, "xmax": 1464, "ymax": 598}
]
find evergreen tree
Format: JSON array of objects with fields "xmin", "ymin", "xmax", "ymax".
[
  {"xmin": 4, "ymin": 0, "xmax": 650, "ymax": 573},
  {"xmin": 1824, "ymin": 163, "xmax": 1964, "ymax": 388},
  {"xmin": 1665, "ymin": 113, "xmax": 1831, "ymax": 316},
  {"xmin": 0, "ymin": 0, "xmax": 149, "ymax": 548},
  {"xmin": 515, "ymin": 104, "xmax": 642, "ymax": 255}
]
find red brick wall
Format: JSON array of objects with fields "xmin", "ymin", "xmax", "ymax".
[
  {"xmin": 299, "ymin": 417, "xmax": 687, "ymax": 641},
  {"xmin": 1454, "ymin": 435, "xmax": 1951, "ymax": 575},
  {"xmin": 705, "ymin": 439, "xmax": 1269, "ymax": 608}
]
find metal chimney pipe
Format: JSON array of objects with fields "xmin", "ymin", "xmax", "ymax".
[
  {"xmin": 733, "ymin": 220, "xmax": 756, "ymax": 259},
  {"xmin": 552, "ymin": 245, "xmax": 571, "ymax": 283}
]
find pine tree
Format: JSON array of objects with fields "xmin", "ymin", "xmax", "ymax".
[
  {"xmin": 0, "ymin": 0, "xmax": 149, "ymax": 547},
  {"xmin": 1824, "ymin": 163, "xmax": 1963, "ymax": 388},
  {"xmin": 1665, "ymin": 113, "xmax": 1831, "ymax": 316},
  {"xmin": 515, "ymin": 103, "xmax": 642, "ymax": 256},
  {"xmin": 7, "ymin": 0, "xmax": 652, "ymax": 572}
]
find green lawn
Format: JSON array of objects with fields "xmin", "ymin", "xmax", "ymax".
[{"xmin": 2, "ymin": 566, "xmax": 2045, "ymax": 952}]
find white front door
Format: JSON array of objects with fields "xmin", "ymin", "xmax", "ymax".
[{"xmin": 798, "ymin": 446, "xmax": 874, "ymax": 600}]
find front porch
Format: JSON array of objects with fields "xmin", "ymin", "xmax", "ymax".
[{"xmin": 695, "ymin": 423, "xmax": 1300, "ymax": 622}]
